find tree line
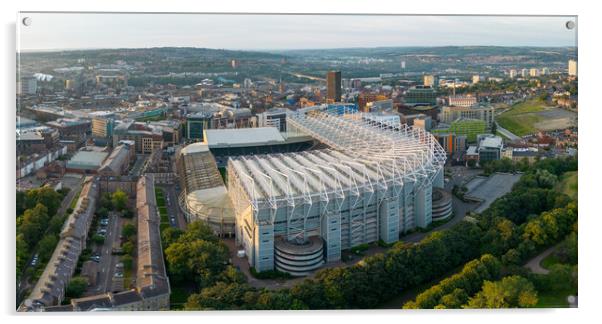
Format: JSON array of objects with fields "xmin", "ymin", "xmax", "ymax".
[{"xmin": 16, "ymin": 187, "xmax": 67, "ymax": 282}]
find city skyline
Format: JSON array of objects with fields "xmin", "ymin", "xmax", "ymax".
[{"xmin": 18, "ymin": 13, "xmax": 577, "ymax": 51}]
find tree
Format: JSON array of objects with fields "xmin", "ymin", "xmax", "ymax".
[
  {"xmin": 165, "ymin": 239, "xmax": 229, "ymax": 287},
  {"xmin": 24, "ymin": 187, "xmax": 62, "ymax": 216},
  {"xmin": 121, "ymin": 255, "xmax": 133, "ymax": 271},
  {"xmin": 121, "ymin": 223, "xmax": 136, "ymax": 239},
  {"xmin": 100, "ymin": 193, "xmax": 113, "ymax": 210},
  {"xmin": 65, "ymin": 276, "xmax": 89, "ymax": 299},
  {"xmin": 438, "ymin": 288, "xmax": 469, "ymax": 308},
  {"xmin": 97, "ymin": 207, "xmax": 109, "ymax": 219},
  {"xmin": 19, "ymin": 203, "xmax": 49, "ymax": 247},
  {"xmin": 16, "ymin": 234, "xmax": 29, "ymax": 277},
  {"xmin": 91, "ymin": 234, "xmax": 105, "ymax": 245},
  {"xmin": 465, "ymin": 275, "xmax": 538, "ymax": 308},
  {"xmin": 37, "ymin": 234, "xmax": 59, "ymax": 262},
  {"xmin": 122, "ymin": 241, "xmax": 135, "ymax": 255},
  {"xmin": 161, "ymin": 227, "xmax": 183, "ymax": 247},
  {"xmin": 185, "ymin": 282, "xmax": 254, "ymax": 310},
  {"xmin": 182, "ymin": 221, "xmax": 220, "ymax": 244},
  {"xmin": 111, "ymin": 190, "xmax": 128, "ymax": 211}
]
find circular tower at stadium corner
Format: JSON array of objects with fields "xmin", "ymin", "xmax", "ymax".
[
  {"xmin": 274, "ymin": 236, "xmax": 325, "ymax": 276},
  {"xmin": 431, "ymin": 188, "xmax": 453, "ymax": 221}
]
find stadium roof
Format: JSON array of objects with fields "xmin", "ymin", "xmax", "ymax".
[
  {"xmin": 205, "ymin": 127, "xmax": 285, "ymax": 148},
  {"xmin": 229, "ymin": 109, "xmax": 446, "ymax": 209}
]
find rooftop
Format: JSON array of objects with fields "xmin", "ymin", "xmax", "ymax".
[
  {"xmin": 204, "ymin": 127, "xmax": 285, "ymax": 148},
  {"xmin": 67, "ymin": 151, "xmax": 109, "ymax": 170}
]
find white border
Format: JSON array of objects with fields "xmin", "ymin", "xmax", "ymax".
[{"xmin": 2, "ymin": 1, "xmax": 599, "ymax": 324}]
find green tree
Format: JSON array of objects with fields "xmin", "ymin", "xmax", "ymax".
[
  {"xmin": 185, "ymin": 282, "xmax": 254, "ymax": 310},
  {"xmin": 161, "ymin": 227, "xmax": 184, "ymax": 247},
  {"xmin": 121, "ymin": 223, "xmax": 136, "ymax": 239},
  {"xmin": 91, "ymin": 234, "xmax": 105, "ymax": 245},
  {"xmin": 465, "ymin": 275, "xmax": 538, "ymax": 308},
  {"xmin": 97, "ymin": 207, "xmax": 109, "ymax": 219},
  {"xmin": 16, "ymin": 234, "xmax": 29, "ymax": 277},
  {"xmin": 438, "ymin": 288, "xmax": 469, "ymax": 309},
  {"xmin": 37, "ymin": 234, "xmax": 58, "ymax": 262},
  {"xmin": 111, "ymin": 190, "xmax": 128, "ymax": 211},
  {"xmin": 65, "ymin": 276, "xmax": 89, "ymax": 299},
  {"xmin": 121, "ymin": 255, "xmax": 134, "ymax": 271},
  {"xmin": 122, "ymin": 241, "xmax": 135, "ymax": 255},
  {"xmin": 19, "ymin": 203, "xmax": 50, "ymax": 247},
  {"xmin": 165, "ymin": 239, "xmax": 229, "ymax": 288}
]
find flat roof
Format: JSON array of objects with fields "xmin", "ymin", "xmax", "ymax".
[
  {"xmin": 67, "ymin": 151, "xmax": 109, "ymax": 169},
  {"xmin": 205, "ymin": 127, "xmax": 285, "ymax": 148},
  {"xmin": 480, "ymin": 136, "xmax": 503, "ymax": 149}
]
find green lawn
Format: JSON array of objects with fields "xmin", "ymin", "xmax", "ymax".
[
  {"xmin": 540, "ymin": 253, "xmax": 561, "ymax": 270},
  {"xmin": 497, "ymin": 99, "xmax": 546, "ymax": 136},
  {"xmin": 154, "ymin": 188, "xmax": 170, "ymax": 231},
  {"xmin": 555, "ymin": 171, "xmax": 578, "ymax": 200}
]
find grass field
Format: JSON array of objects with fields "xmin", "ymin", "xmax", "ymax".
[
  {"xmin": 497, "ymin": 99, "xmax": 546, "ymax": 136},
  {"xmin": 555, "ymin": 171, "xmax": 578, "ymax": 200},
  {"xmin": 535, "ymin": 289, "xmax": 573, "ymax": 308},
  {"xmin": 540, "ymin": 253, "xmax": 561, "ymax": 270},
  {"xmin": 154, "ymin": 188, "xmax": 170, "ymax": 230}
]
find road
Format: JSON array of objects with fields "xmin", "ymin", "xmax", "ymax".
[
  {"xmin": 524, "ymin": 245, "xmax": 558, "ymax": 275},
  {"xmin": 89, "ymin": 212, "xmax": 122, "ymax": 295},
  {"xmin": 496, "ymin": 122, "xmax": 521, "ymax": 141},
  {"xmin": 157, "ymin": 184, "xmax": 187, "ymax": 230},
  {"xmin": 130, "ymin": 154, "xmax": 150, "ymax": 177}
]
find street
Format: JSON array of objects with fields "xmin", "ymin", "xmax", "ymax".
[
  {"xmin": 496, "ymin": 122, "xmax": 521, "ymax": 141},
  {"xmin": 87, "ymin": 211, "xmax": 122, "ymax": 295},
  {"xmin": 157, "ymin": 184, "xmax": 187, "ymax": 230}
]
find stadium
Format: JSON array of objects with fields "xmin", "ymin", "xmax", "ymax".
[{"xmin": 225, "ymin": 107, "xmax": 447, "ymax": 275}]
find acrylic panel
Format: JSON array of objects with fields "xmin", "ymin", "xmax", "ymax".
[{"xmin": 16, "ymin": 12, "xmax": 578, "ymax": 312}]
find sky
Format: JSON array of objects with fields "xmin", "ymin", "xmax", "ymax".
[{"xmin": 17, "ymin": 13, "xmax": 578, "ymax": 51}]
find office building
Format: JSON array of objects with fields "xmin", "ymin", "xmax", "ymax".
[
  {"xmin": 448, "ymin": 95, "xmax": 477, "ymax": 108},
  {"xmin": 91, "ymin": 117, "xmax": 115, "ymax": 139},
  {"xmin": 405, "ymin": 86, "xmax": 437, "ymax": 106},
  {"xmin": 568, "ymin": 59, "xmax": 578, "ymax": 77},
  {"xmin": 509, "ymin": 69, "xmax": 518, "ymax": 78},
  {"xmin": 529, "ymin": 68, "xmax": 540, "ymax": 77},
  {"xmin": 423, "ymin": 74, "xmax": 436, "ymax": 87},
  {"xmin": 257, "ymin": 108, "xmax": 288, "ymax": 132},
  {"xmin": 439, "ymin": 105, "xmax": 495, "ymax": 128},
  {"xmin": 477, "ymin": 134, "xmax": 503, "ymax": 163},
  {"xmin": 472, "ymin": 75, "xmax": 480, "ymax": 84},
  {"xmin": 326, "ymin": 71, "xmax": 342, "ymax": 102}
]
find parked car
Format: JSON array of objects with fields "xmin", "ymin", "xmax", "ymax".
[
  {"xmin": 114, "ymin": 272, "xmax": 124, "ymax": 278},
  {"xmin": 90, "ymin": 255, "xmax": 101, "ymax": 262},
  {"xmin": 31, "ymin": 254, "xmax": 39, "ymax": 267}
]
